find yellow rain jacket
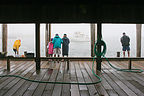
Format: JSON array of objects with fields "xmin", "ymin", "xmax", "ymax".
[{"xmin": 13, "ymin": 40, "xmax": 21, "ymax": 51}]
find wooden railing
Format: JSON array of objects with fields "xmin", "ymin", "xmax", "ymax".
[{"xmin": 0, "ymin": 57, "xmax": 144, "ymax": 71}]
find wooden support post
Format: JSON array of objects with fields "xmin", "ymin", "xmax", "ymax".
[
  {"xmin": 48, "ymin": 24, "xmax": 51, "ymax": 57},
  {"xmin": 45, "ymin": 24, "xmax": 51, "ymax": 57},
  {"xmin": 96, "ymin": 22, "xmax": 102, "ymax": 72},
  {"xmin": 91, "ymin": 23, "xmax": 95, "ymax": 57},
  {"xmin": 35, "ymin": 23, "xmax": 41, "ymax": 71},
  {"xmin": 2, "ymin": 24, "xmax": 7, "ymax": 53},
  {"xmin": 48, "ymin": 24, "xmax": 51, "ymax": 41},
  {"xmin": 136, "ymin": 24, "xmax": 142, "ymax": 57},
  {"xmin": 45, "ymin": 24, "xmax": 49, "ymax": 57}
]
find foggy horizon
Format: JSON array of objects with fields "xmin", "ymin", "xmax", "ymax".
[{"xmin": 0, "ymin": 23, "xmax": 144, "ymax": 57}]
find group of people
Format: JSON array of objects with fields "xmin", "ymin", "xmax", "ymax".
[
  {"xmin": 12, "ymin": 32, "xmax": 130, "ymax": 58},
  {"xmin": 47, "ymin": 34, "xmax": 70, "ymax": 59},
  {"xmin": 12, "ymin": 34, "xmax": 70, "ymax": 58}
]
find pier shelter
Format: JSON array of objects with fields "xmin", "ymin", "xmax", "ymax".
[{"xmin": 0, "ymin": 0, "xmax": 144, "ymax": 96}]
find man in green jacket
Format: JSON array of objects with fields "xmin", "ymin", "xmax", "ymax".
[
  {"xmin": 52, "ymin": 34, "xmax": 63, "ymax": 60},
  {"xmin": 120, "ymin": 32, "xmax": 130, "ymax": 57}
]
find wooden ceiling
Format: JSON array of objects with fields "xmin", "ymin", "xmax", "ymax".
[{"xmin": 0, "ymin": 0, "xmax": 143, "ymax": 23}]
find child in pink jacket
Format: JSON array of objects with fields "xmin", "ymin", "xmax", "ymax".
[{"xmin": 47, "ymin": 38, "xmax": 54, "ymax": 57}]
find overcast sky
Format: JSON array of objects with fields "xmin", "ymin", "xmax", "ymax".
[{"xmin": 0, "ymin": 23, "xmax": 140, "ymax": 39}]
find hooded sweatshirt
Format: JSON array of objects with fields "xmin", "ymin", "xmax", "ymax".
[
  {"xmin": 48, "ymin": 41, "xmax": 53, "ymax": 54},
  {"xmin": 13, "ymin": 40, "xmax": 21, "ymax": 51},
  {"xmin": 52, "ymin": 35, "xmax": 63, "ymax": 48},
  {"xmin": 120, "ymin": 35, "xmax": 130, "ymax": 46}
]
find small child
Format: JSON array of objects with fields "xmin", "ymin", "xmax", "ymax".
[{"xmin": 47, "ymin": 38, "xmax": 54, "ymax": 57}]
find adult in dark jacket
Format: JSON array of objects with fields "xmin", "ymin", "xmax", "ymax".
[
  {"xmin": 62, "ymin": 34, "xmax": 70, "ymax": 57},
  {"xmin": 120, "ymin": 32, "xmax": 130, "ymax": 57}
]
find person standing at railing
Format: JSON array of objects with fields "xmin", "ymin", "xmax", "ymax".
[
  {"xmin": 120, "ymin": 32, "xmax": 130, "ymax": 57},
  {"xmin": 62, "ymin": 34, "xmax": 70, "ymax": 57},
  {"xmin": 13, "ymin": 39, "xmax": 21, "ymax": 57},
  {"xmin": 47, "ymin": 38, "xmax": 54, "ymax": 61},
  {"xmin": 52, "ymin": 34, "xmax": 63, "ymax": 62}
]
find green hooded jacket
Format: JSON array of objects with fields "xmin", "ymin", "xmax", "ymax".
[{"xmin": 52, "ymin": 35, "xmax": 63, "ymax": 48}]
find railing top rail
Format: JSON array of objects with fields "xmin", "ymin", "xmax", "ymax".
[{"xmin": 0, "ymin": 57, "xmax": 144, "ymax": 61}]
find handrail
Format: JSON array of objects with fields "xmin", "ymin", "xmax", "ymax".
[
  {"xmin": 0, "ymin": 57, "xmax": 144, "ymax": 61},
  {"xmin": 0, "ymin": 56, "xmax": 144, "ymax": 71}
]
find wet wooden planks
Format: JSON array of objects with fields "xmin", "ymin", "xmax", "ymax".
[
  {"xmin": 0, "ymin": 60, "xmax": 143, "ymax": 96},
  {"xmin": 102, "ymin": 61, "xmax": 144, "ymax": 96}
]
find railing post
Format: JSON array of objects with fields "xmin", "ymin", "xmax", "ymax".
[
  {"xmin": 67, "ymin": 59, "xmax": 69, "ymax": 70},
  {"xmin": 128, "ymin": 59, "xmax": 132, "ymax": 70},
  {"xmin": 7, "ymin": 57, "xmax": 10, "ymax": 71}
]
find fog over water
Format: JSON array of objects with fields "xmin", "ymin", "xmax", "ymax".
[{"xmin": 0, "ymin": 23, "xmax": 144, "ymax": 57}]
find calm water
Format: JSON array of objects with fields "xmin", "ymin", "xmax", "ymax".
[
  {"xmin": 0, "ymin": 39, "xmax": 140, "ymax": 57},
  {"xmin": 0, "ymin": 24, "xmax": 144, "ymax": 57}
]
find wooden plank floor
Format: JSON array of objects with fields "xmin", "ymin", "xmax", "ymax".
[{"xmin": 0, "ymin": 60, "xmax": 144, "ymax": 96}]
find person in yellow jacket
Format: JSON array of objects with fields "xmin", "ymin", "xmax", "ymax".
[{"xmin": 13, "ymin": 39, "xmax": 21, "ymax": 56}]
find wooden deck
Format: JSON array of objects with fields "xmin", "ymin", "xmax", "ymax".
[{"xmin": 0, "ymin": 60, "xmax": 144, "ymax": 96}]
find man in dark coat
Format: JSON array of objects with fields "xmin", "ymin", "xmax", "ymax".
[
  {"xmin": 120, "ymin": 32, "xmax": 130, "ymax": 57},
  {"xmin": 62, "ymin": 34, "xmax": 70, "ymax": 57}
]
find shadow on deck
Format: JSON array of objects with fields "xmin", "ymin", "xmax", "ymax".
[{"xmin": 0, "ymin": 60, "xmax": 144, "ymax": 96}]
